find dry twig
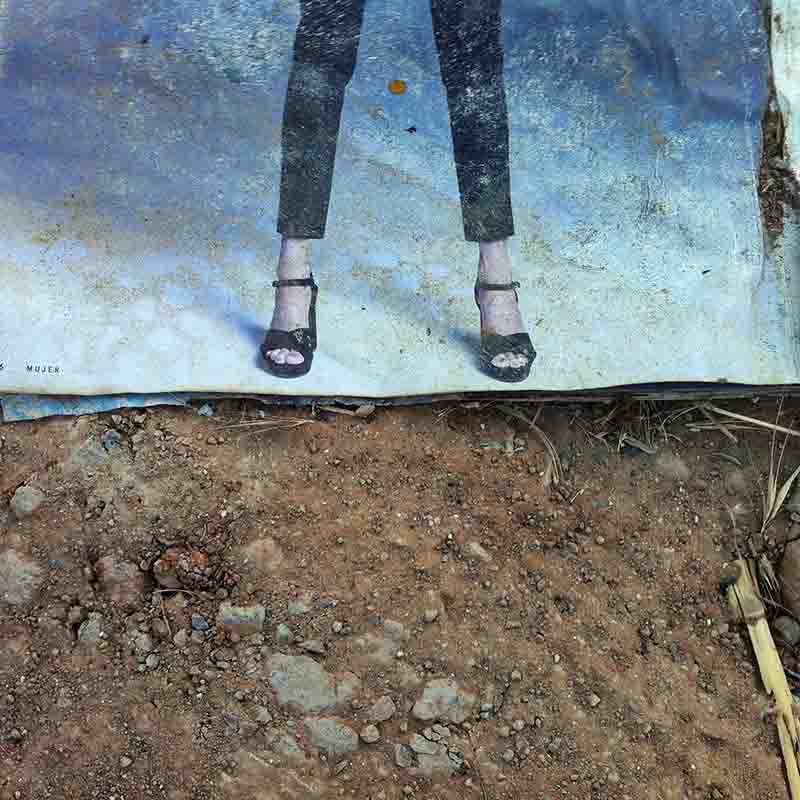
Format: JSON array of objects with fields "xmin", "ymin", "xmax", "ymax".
[{"xmin": 500, "ymin": 405, "xmax": 562, "ymax": 486}]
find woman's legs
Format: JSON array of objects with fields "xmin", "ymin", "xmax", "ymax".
[
  {"xmin": 267, "ymin": 0, "xmax": 366, "ymax": 368},
  {"xmin": 432, "ymin": 0, "xmax": 530, "ymax": 373},
  {"xmin": 430, "ymin": 0, "xmax": 513, "ymax": 243}
]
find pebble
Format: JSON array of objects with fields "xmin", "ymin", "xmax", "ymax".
[
  {"xmin": 304, "ymin": 717, "xmax": 359, "ymax": 754},
  {"xmin": 101, "ymin": 429, "xmax": 123, "ymax": 451},
  {"xmin": 512, "ymin": 720, "xmax": 526, "ymax": 732},
  {"xmin": 10, "ymin": 485, "xmax": 46, "ymax": 518},
  {"xmin": 423, "ymin": 608, "xmax": 440, "ymax": 624},
  {"xmin": 0, "ymin": 549, "xmax": 44, "ymax": 606},
  {"xmin": 368, "ymin": 696, "xmax": 397, "ymax": 723},
  {"xmin": 299, "ymin": 639, "xmax": 326, "ymax": 655},
  {"xmin": 134, "ymin": 632, "xmax": 155, "ymax": 655},
  {"xmin": 773, "ymin": 616, "xmax": 800, "ymax": 647},
  {"xmin": 254, "ymin": 706, "xmax": 273, "ymax": 724},
  {"xmin": 410, "ymin": 733, "xmax": 439, "ymax": 755},
  {"xmin": 412, "ymin": 679, "xmax": 477, "ymax": 724},
  {"xmin": 501, "ymin": 749, "xmax": 515, "ymax": 764},
  {"xmin": 360, "ymin": 724, "xmax": 381, "ymax": 744},
  {"xmin": 498, "ymin": 725, "xmax": 511, "ymax": 738},
  {"xmin": 191, "ymin": 613, "xmax": 210, "ymax": 632},
  {"xmin": 216, "ymin": 602, "xmax": 266, "ymax": 636},
  {"xmin": 276, "ymin": 623, "xmax": 295, "ymax": 646},
  {"xmin": 394, "ymin": 744, "xmax": 415, "ymax": 768},
  {"xmin": 145, "ymin": 653, "xmax": 160, "ymax": 670},
  {"xmin": 78, "ymin": 612, "xmax": 108, "ymax": 643},
  {"xmin": 587, "ymin": 693, "xmax": 601, "ymax": 708},
  {"xmin": 510, "ymin": 670, "xmax": 523, "ymax": 681},
  {"xmin": 119, "ymin": 756, "xmax": 133, "ymax": 768},
  {"xmin": 266, "ymin": 654, "xmax": 360, "ymax": 713},
  {"xmin": 288, "ymin": 595, "xmax": 313, "ymax": 616},
  {"xmin": 467, "ymin": 541, "xmax": 492, "ymax": 562}
]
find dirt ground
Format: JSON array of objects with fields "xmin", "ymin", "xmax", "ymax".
[{"xmin": 2, "ymin": 399, "xmax": 800, "ymax": 800}]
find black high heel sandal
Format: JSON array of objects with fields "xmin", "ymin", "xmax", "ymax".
[
  {"xmin": 474, "ymin": 280, "xmax": 536, "ymax": 384},
  {"xmin": 260, "ymin": 275, "xmax": 318, "ymax": 379}
]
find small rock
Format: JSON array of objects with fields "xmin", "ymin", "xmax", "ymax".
[
  {"xmin": 369, "ymin": 696, "xmax": 397, "ymax": 722},
  {"xmin": 119, "ymin": 756, "xmax": 133, "ymax": 768},
  {"xmin": 288, "ymin": 595, "xmax": 312, "ymax": 616},
  {"xmin": 653, "ymin": 451, "xmax": 691, "ymax": 483},
  {"xmin": 467, "ymin": 541, "xmax": 492, "ymax": 562},
  {"xmin": 197, "ymin": 403, "xmax": 215, "ymax": 417},
  {"xmin": 773, "ymin": 616, "xmax": 800, "ymax": 647},
  {"xmin": 412, "ymin": 679, "xmax": 477, "ymax": 725},
  {"xmin": 173, "ymin": 629, "xmax": 190, "ymax": 648},
  {"xmin": 410, "ymin": 733, "xmax": 439, "ymax": 755},
  {"xmin": 78, "ymin": 612, "xmax": 108, "ymax": 643},
  {"xmin": 360, "ymin": 724, "xmax": 380, "ymax": 744},
  {"xmin": 216, "ymin": 602, "xmax": 266, "ymax": 636},
  {"xmin": 10, "ymin": 485, "xmax": 46, "ymax": 518},
  {"xmin": 501, "ymin": 749, "xmax": 515, "ymax": 764},
  {"xmin": 254, "ymin": 706, "xmax": 273, "ymax": 724},
  {"xmin": 101, "ymin": 430, "xmax": 123, "ymax": 451},
  {"xmin": 512, "ymin": 720, "xmax": 526, "ymax": 732},
  {"xmin": 276, "ymin": 623, "xmax": 295, "ymax": 646},
  {"xmin": 133, "ymin": 632, "xmax": 155, "ymax": 655},
  {"xmin": 423, "ymin": 608, "xmax": 440, "ymax": 624},
  {"xmin": 266, "ymin": 654, "xmax": 360, "ymax": 713},
  {"xmin": 304, "ymin": 717, "xmax": 359, "ymax": 755},
  {"xmin": 587, "ymin": 693, "xmax": 601, "ymax": 708},
  {"xmin": 0, "ymin": 549, "xmax": 44, "ymax": 606},
  {"xmin": 498, "ymin": 725, "xmax": 511, "ymax": 738},
  {"xmin": 70, "ymin": 438, "xmax": 109, "ymax": 473},
  {"xmin": 395, "ymin": 743, "xmax": 415, "ymax": 768},
  {"xmin": 299, "ymin": 639, "xmax": 326, "ymax": 655},
  {"xmin": 510, "ymin": 669, "xmax": 523, "ymax": 682},
  {"xmin": 145, "ymin": 653, "xmax": 160, "ymax": 670},
  {"xmin": 432, "ymin": 724, "xmax": 450, "ymax": 738},
  {"xmin": 191, "ymin": 613, "xmax": 210, "ymax": 632}
]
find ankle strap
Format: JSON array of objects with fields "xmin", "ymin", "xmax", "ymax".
[
  {"xmin": 273, "ymin": 274, "xmax": 316, "ymax": 288},
  {"xmin": 476, "ymin": 280, "xmax": 520, "ymax": 292}
]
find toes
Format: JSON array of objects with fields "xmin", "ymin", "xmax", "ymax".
[
  {"xmin": 266, "ymin": 348, "xmax": 305, "ymax": 367},
  {"xmin": 268, "ymin": 348, "xmax": 288, "ymax": 365},
  {"xmin": 285, "ymin": 351, "xmax": 305, "ymax": 366},
  {"xmin": 491, "ymin": 352, "xmax": 528, "ymax": 370}
]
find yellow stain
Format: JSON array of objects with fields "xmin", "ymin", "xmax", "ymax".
[{"xmin": 388, "ymin": 79, "xmax": 407, "ymax": 95}]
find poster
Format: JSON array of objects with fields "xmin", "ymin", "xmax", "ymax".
[{"xmin": 0, "ymin": 0, "xmax": 798, "ymax": 398}]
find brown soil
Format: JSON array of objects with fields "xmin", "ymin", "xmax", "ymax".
[{"xmin": 2, "ymin": 400, "xmax": 800, "ymax": 800}]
